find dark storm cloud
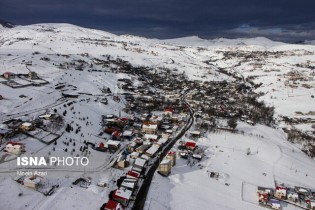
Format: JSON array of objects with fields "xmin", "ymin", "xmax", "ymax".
[{"xmin": 1, "ymin": 0, "xmax": 315, "ymax": 41}]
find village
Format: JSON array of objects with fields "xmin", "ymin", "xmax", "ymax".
[
  {"xmin": 258, "ymin": 184, "xmax": 315, "ymax": 210},
  {"xmin": 0, "ymin": 54, "xmax": 314, "ymax": 210}
]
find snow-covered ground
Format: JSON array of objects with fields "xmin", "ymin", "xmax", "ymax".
[
  {"xmin": 0, "ymin": 23, "xmax": 314, "ymax": 210},
  {"xmin": 146, "ymin": 122, "xmax": 315, "ymax": 210}
]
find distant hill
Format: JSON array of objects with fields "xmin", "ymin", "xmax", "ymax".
[{"xmin": 0, "ymin": 19, "xmax": 15, "ymax": 28}]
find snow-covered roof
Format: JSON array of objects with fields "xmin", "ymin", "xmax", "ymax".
[
  {"xmin": 22, "ymin": 122, "xmax": 32, "ymax": 127},
  {"xmin": 134, "ymin": 158, "xmax": 147, "ymax": 167},
  {"xmin": 122, "ymin": 130, "xmax": 133, "ymax": 136},
  {"xmin": 190, "ymin": 131, "xmax": 201, "ymax": 135},
  {"xmin": 142, "ymin": 124, "xmax": 157, "ymax": 130},
  {"xmin": 160, "ymin": 159, "xmax": 171, "ymax": 165},
  {"xmin": 144, "ymin": 134, "xmax": 158, "ymax": 140},
  {"xmin": 141, "ymin": 154, "xmax": 151, "ymax": 160},
  {"xmin": 145, "ymin": 144, "xmax": 160, "ymax": 156},
  {"xmin": 157, "ymin": 138, "xmax": 167, "ymax": 144},
  {"xmin": 106, "ymin": 140, "xmax": 121, "ymax": 147},
  {"xmin": 114, "ymin": 187, "xmax": 132, "ymax": 200},
  {"xmin": 24, "ymin": 176, "xmax": 41, "ymax": 184},
  {"xmin": 121, "ymin": 179, "xmax": 136, "ymax": 190}
]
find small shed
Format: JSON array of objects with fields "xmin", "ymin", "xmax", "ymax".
[
  {"xmin": 23, "ymin": 175, "xmax": 41, "ymax": 190},
  {"xmin": 190, "ymin": 130, "xmax": 201, "ymax": 137},
  {"xmin": 28, "ymin": 71, "xmax": 38, "ymax": 80},
  {"xmin": 159, "ymin": 159, "xmax": 172, "ymax": 176}
]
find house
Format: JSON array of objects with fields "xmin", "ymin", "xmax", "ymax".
[
  {"xmin": 113, "ymin": 187, "xmax": 132, "ymax": 207},
  {"xmin": 164, "ymin": 107, "xmax": 174, "ymax": 116},
  {"xmin": 142, "ymin": 123, "xmax": 157, "ymax": 134},
  {"xmin": 106, "ymin": 140, "xmax": 121, "ymax": 152},
  {"xmin": 161, "ymin": 133, "xmax": 170, "ymax": 140},
  {"xmin": 145, "ymin": 144, "xmax": 160, "ymax": 157},
  {"xmin": 0, "ymin": 128, "xmax": 14, "ymax": 144},
  {"xmin": 130, "ymin": 152, "xmax": 140, "ymax": 160},
  {"xmin": 144, "ymin": 134, "xmax": 158, "ymax": 142},
  {"xmin": 295, "ymin": 186, "xmax": 309, "ymax": 196},
  {"xmin": 121, "ymin": 178, "xmax": 137, "ymax": 192},
  {"xmin": 158, "ymin": 159, "xmax": 172, "ymax": 176},
  {"xmin": 103, "ymin": 199, "xmax": 125, "ymax": 210},
  {"xmin": 112, "ymin": 130, "xmax": 121, "ymax": 140},
  {"xmin": 95, "ymin": 142, "xmax": 107, "ymax": 152},
  {"xmin": 19, "ymin": 122, "xmax": 35, "ymax": 132},
  {"xmin": 190, "ymin": 130, "xmax": 201, "ymax": 138},
  {"xmin": 28, "ymin": 71, "xmax": 38, "ymax": 80},
  {"xmin": 166, "ymin": 151, "xmax": 176, "ymax": 166},
  {"xmin": 117, "ymin": 155, "xmax": 129, "ymax": 168},
  {"xmin": 135, "ymin": 144, "xmax": 150, "ymax": 154},
  {"xmin": 121, "ymin": 130, "xmax": 134, "ymax": 140},
  {"xmin": 117, "ymin": 160, "xmax": 129, "ymax": 169},
  {"xmin": 274, "ymin": 186, "xmax": 287, "ymax": 199},
  {"xmin": 257, "ymin": 187, "xmax": 273, "ymax": 206},
  {"xmin": 4, "ymin": 141, "xmax": 25, "ymax": 155},
  {"xmin": 38, "ymin": 113, "xmax": 55, "ymax": 120},
  {"xmin": 126, "ymin": 170, "xmax": 140, "ymax": 180},
  {"xmin": 3, "ymin": 72, "xmax": 15, "ymax": 80},
  {"xmin": 132, "ymin": 158, "xmax": 147, "ymax": 173},
  {"xmin": 157, "ymin": 138, "xmax": 168, "ymax": 145},
  {"xmin": 127, "ymin": 141, "xmax": 137, "ymax": 152},
  {"xmin": 23, "ymin": 175, "xmax": 41, "ymax": 190},
  {"xmin": 185, "ymin": 140, "xmax": 197, "ymax": 150},
  {"xmin": 287, "ymin": 192, "xmax": 299, "ymax": 202}
]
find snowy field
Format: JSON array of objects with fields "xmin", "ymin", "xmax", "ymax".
[{"xmin": 146, "ymin": 122, "xmax": 315, "ymax": 210}]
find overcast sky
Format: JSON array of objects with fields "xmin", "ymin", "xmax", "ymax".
[{"xmin": 1, "ymin": 0, "xmax": 315, "ymax": 42}]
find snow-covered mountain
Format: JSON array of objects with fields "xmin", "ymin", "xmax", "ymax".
[
  {"xmin": 0, "ymin": 19, "xmax": 15, "ymax": 29},
  {"xmin": 0, "ymin": 23, "xmax": 314, "ymax": 210}
]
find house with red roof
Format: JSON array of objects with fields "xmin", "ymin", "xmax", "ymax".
[
  {"xmin": 127, "ymin": 170, "xmax": 140, "ymax": 180},
  {"xmin": 112, "ymin": 187, "xmax": 132, "ymax": 207},
  {"xmin": 185, "ymin": 140, "xmax": 197, "ymax": 150},
  {"xmin": 5, "ymin": 141, "xmax": 25, "ymax": 155},
  {"xmin": 103, "ymin": 199, "xmax": 125, "ymax": 210},
  {"xmin": 274, "ymin": 186, "xmax": 287, "ymax": 199},
  {"xmin": 3, "ymin": 72, "xmax": 15, "ymax": 80}
]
